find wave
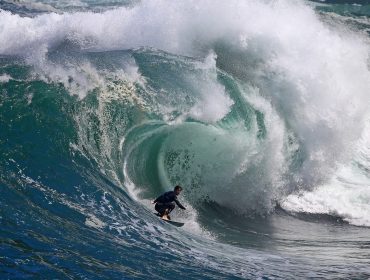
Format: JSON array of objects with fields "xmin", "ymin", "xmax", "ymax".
[
  {"xmin": 2, "ymin": 1, "xmax": 370, "ymax": 278},
  {"xmin": 1, "ymin": 0, "xmax": 370, "ymax": 228}
]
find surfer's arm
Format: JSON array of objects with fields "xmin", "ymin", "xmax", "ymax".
[{"xmin": 174, "ymin": 198, "xmax": 186, "ymax": 210}]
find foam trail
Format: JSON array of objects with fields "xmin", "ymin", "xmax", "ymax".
[{"xmin": 282, "ymin": 170, "xmax": 370, "ymax": 226}]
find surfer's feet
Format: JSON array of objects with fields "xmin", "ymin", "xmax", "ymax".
[
  {"xmin": 161, "ymin": 214, "xmax": 171, "ymax": 220},
  {"xmin": 162, "ymin": 209, "xmax": 171, "ymax": 220}
]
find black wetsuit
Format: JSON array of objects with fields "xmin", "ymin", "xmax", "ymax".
[{"xmin": 154, "ymin": 191, "xmax": 186, "ymax": 216}]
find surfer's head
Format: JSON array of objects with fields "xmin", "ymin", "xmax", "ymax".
[{"xmin": 174, "ymin": 185, "xmax": 183, "ymax": 195}]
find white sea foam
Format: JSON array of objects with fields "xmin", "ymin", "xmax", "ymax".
[
  {"xmin": 188, "ymin": 53, "xmax": 233, "ymax": 123},
  {"xmin": 282, "ymin": 168, "xmax": 370, "ymax": 227},
  {"xmin": 0, "ymin": 74, "xmax": 12, "ymax": 83},
  {"xmin": 282, "ymin": 118, "xmax": 370, "ymax": 227}
]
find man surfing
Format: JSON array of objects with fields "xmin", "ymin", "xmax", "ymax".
[{"xmin": 152, "ymin": 185, "xmax": 186, "ymax": 220}]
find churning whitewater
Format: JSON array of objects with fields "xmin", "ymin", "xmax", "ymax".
[{"xmin": 1, "ymin": 0, "xmax": 370, "ymax": 279}]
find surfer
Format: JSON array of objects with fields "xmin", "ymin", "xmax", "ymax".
[{"xmin": 152, "ymin": 185, "xmax": 186, "ymax": 220}]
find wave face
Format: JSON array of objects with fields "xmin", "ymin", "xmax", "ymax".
[{"xmin": 1, "ymin": 0, "xmax": 370, "ymax": 279}]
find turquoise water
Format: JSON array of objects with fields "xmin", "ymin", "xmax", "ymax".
[{"xmin": 1, "ymin": 0, "xmax": 370, "ymax": 279}]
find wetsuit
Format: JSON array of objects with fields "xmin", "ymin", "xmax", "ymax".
[{"xmin": 154, "ymin": 191, "xmax": 186, "ymax": 216}]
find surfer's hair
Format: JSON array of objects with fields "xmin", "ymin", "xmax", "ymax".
[{"xmin": 174, "ymin": 185, "xmax": 183, "ymax": 192}]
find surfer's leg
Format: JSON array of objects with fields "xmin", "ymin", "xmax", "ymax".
[
  {"xmin": 159, "ymin": 203, "xmax": 175, "ymax": 220},
  {"xmin": 155, "ymin": 203, "xmax": 166, "ymax": 217},
  {"xmin": 167, "ymin": 202, "xmax": 175, "ymax": 214},
  {"xmin": 164, "ymin": 203, "xmax": 175, "ymax": 220}
]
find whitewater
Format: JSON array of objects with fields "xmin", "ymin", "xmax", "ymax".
[{"xmin": 1, "ymin": 0, "xmax": 370, "ymax": 279}]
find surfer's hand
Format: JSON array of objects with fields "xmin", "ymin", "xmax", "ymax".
[{"xmin": 151, "ymin": 200, "xmax": 155, "ymax": 204}]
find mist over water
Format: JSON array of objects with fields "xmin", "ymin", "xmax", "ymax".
[{"xmin": 1, "ymin": 0, "xmax": 370, "ymax": 279}]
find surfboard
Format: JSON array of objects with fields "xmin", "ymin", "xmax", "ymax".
[{"xmin": 154, "ymin": 213, "xmax": 184, "ymax": 227}]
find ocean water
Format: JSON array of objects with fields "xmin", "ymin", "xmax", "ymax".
[{"xmin": 1, "ymin": 0, "xmax": 370, "ymax": 279}]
